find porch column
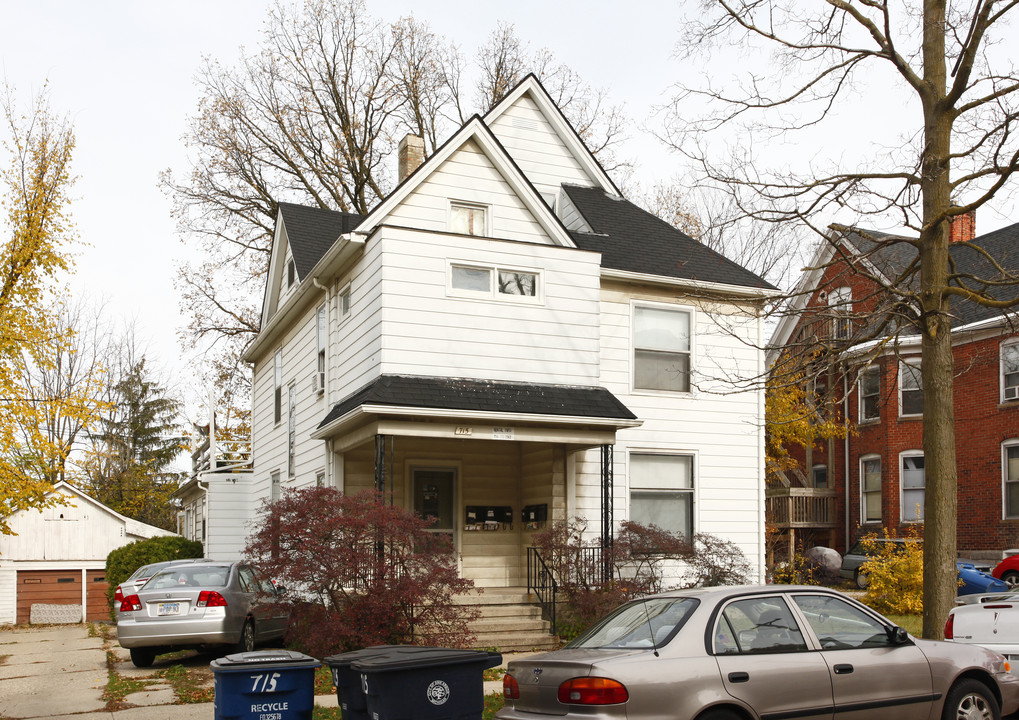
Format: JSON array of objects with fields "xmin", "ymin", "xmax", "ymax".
[
  {"xmin": 601, "ymin": 444, "xmax": 614, "ymax": 581},
  {"xmin": 374, "ymin": 434, "xmax": 393, "ymax": 502}
]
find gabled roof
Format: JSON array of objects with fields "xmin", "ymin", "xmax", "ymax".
[
  {"xmin": 316, "ymin": 374, "xmax": 638, "ymax": 432},
  {"xmin": 563, "ymin": 185, "xmax": 774, "ymax": 290},
  {"xmin": 278, "ymin": 202, "xmax": 363, "ymax": 280}
]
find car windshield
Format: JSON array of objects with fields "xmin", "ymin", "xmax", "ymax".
[
  {"xmin": 144, "ymin": 567, "xmax": 230, "ymax": 590},
  {"xmin": 566, "ymin": 597, "xmax": 698, "ymax": 650}
]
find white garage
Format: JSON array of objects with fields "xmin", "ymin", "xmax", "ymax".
[{"xmin": 0, "ymin": 482, "xmax": 175, "ymax": 625}]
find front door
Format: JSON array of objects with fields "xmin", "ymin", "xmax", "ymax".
[{"xmin": 412, "ymin": 467, "xmax": 456, "ymax": 546}]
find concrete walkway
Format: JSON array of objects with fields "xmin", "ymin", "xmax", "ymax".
[{"xmin": 0, "ymin": 624, "xmax": 527, "ymax": 719}]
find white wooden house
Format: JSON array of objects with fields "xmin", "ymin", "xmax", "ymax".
[
  {"xmin": 0, "ymin": 482, "xmax": 174, "ymax": 624},
  {"xmin": 235, "ymin": 74, "xmax": 773, "ymax": 611}
]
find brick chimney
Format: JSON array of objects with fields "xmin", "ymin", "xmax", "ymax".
[
  {"xmin": 950, "ymin": 208, "xmax": 976, "ymax": 243},
  {"xmin": 398, "ymin": 134, "xmax": 425, "ymax": 182}
]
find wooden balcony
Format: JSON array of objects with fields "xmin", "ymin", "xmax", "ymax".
[{"xmin": 766, "ymin": 488, "xmax": 839, "ymax": 529}]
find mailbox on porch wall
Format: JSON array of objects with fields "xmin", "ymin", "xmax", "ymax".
[{"xmin": 464, "ymin": 506, "xmax": 513, "ymax": 530}]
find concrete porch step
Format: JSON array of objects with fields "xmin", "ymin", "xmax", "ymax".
[{"xmin": 453, "ymin": 586, "xmax": 559, "ymax": 652}]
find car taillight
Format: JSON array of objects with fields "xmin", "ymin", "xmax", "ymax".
[
  {"xmin": 944, "ymin": 613, "xmax": 954, "ymax": 639},
  {"xmin": 121, "ymin": 595, "xmax": 142, "ymax": 612},
  {"xmin": 503, "ymin": 674, "xmax": 520, "ymax": 699},
  {"xmin": 114, "ymin": 586, "xmax": 124, "ymax": 604},
  {"xmin": 557, "ymin": 677, "xmax": 629, "ymax": 705},
  {"xmin": 198, "ymin": 590, "xmax": 228, "ymax": 607}
]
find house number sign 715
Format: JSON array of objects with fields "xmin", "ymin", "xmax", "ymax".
[{"xmin": 250, "ymin": 672, "xmax": 281, "ymax": 692}]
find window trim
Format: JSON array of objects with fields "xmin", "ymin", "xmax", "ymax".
[
  {"xmin": 858, "ymin": 365, "xmax": 880, "ymax": 423},
  {"xmin": 631, "ymin": 301, "xmax": 695, "ymax": 396},
  {"xmin": 338, "ymin": 282, "xmax": 352, "ymax": 321},
  {"xmin": 448, "ymin": 200, "xmax": 490, "ymax": 237},
  {"xmin": 446, "ymin": 261, "xmax": 543, "ymax": 304},
  {"xmin": 1002, "ymin": 341, "xmax": 1019, "ymax": 403},
  {"xmin": 1002, "ymin": 440, "xmax": 1019, "ymax": 519},
  {"xmin": 898, "ymin": 359, "xmax": 923, "ymax": 418},
  {"xmin": 899, "ymin": 450, "xmax": 925, "ymax": 523},
  {"xmin": 627, "ymin": 450, "xmax": 697, "ymax": 539},
  {"xmin": 860, "ymin": 454, "xmax": 882, "ymax": 524}
]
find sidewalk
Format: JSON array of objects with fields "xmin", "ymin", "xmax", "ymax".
[{"xmin": 0, "ymin": 624, "xmax": 523, "ymax": 719}]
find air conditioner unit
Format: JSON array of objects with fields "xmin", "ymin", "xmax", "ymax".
[{"xmin": 311, "ymin": 371, "xmax": 325, "ymax": 395}]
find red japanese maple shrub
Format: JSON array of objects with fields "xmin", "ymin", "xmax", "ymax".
[{"xmin": 245, "ymin": 486, "xmax": 480, "ymax": 656}]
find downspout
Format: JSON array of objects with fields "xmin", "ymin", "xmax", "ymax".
[{"xmin": 312, "ymin": 276, "xmax": 332, "ymax": 484}]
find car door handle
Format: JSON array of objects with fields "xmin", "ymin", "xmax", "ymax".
[
  {"xmin": 834, "ymin": 664, "xmax": 854, "ymax": 675},
  {"xmin": 728, "ymin": 672, "xmax": 750, "ymax": 683}
]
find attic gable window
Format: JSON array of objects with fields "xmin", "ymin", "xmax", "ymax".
[
  {"xmin": 273, "ymin": 349, "xmax": 283, "ymax": 425},
  {"xmin": 450, "ymin": 202, "xmax": 488, "ymax": 236},
  {"xmin": 287, "ymin": 258, "xmax": 296, "ymax": 288}
]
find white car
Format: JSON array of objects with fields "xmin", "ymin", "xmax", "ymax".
[{"xmin": 947, "ymin": 595, "xmax": 1019, "ymax": 662}]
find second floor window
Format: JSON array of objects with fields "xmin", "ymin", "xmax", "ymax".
[
  {"xmin": 273, "ymin": 349, "xmax": 283, "ymax": 424},
  {"xmin": 287, "ymin": 384, "xmax": 297, "ymax": 478},
  {"xmin": 450, "ymin": 263, "xmax": 539, "ymax": 300},
  {"xmin": 859, "ymin": 366, "xmax": 880, "ymax": 421},
  {"xmin": 899, "ymin": 360, "xmax": 923, "ymax": 416},
  {"xmin": 634, "ymin": 305, "xmax": 692, "ymax": 393},
  {"xmin": 1003, "ymin": 342, "xmax": 1019, "ymax": 401},
  {"xmin": 812, "ymin": 464, "xmax": 828, "ymax": 489},
  {"xmin": 829, "ymin": 286, "xmax": 852, "ymax": 340},
  {"xmin": 316, "ymin": 305, "xmax": 326, "ymax": 394}
]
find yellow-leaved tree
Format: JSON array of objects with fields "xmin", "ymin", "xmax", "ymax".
[{"xmin": 0, "ymin": 85, "xmax": 88, "ymax": 535}]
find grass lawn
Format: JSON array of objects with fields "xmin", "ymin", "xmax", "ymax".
[{"xmin": 883, "ymin": 613, "xmax": 923, "ymax": 637}]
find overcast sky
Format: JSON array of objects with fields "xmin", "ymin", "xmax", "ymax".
[{"xmin": 3, "ymin": 0, "xmax": 1017, "ymax": 417}]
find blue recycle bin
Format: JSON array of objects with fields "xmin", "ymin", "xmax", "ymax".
[
  {"xmin": 353, "ymin": 647, "xmax": 502, "ymax": 720},
  {"xmin": 211, "ymin": 649, "xmax": 320, "ymax": 720}
]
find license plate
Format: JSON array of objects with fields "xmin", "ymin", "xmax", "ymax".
[{"xmin": 158, "ymin": 602, "xmax": 181, "ymax": 616}]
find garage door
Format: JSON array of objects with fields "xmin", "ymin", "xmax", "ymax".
[{"xmin": 16, "ymin": 570, "xmax": 109, "ymax": 624}]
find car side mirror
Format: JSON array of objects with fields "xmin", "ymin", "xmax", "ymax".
[
  {"xmin": 274, "ymin": 584, "xmax": 287, "ymax": 595},
  {"xmin": 885, "ymin": 625, "xmax": 910, "ymax": 645}
]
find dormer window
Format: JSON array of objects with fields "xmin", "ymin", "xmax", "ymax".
[{"xmin": 450, "ymin": 202, "xmax": 488, "ymax": 236}]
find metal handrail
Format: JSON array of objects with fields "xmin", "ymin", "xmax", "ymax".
[{"xmin": 527, "ymin": 547, "xmax": 558, "ymax": 636}]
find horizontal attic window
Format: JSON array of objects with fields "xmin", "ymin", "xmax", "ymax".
[{"xmin": 449, "ymin": 263, "xmax": 541, "ymax": 303}]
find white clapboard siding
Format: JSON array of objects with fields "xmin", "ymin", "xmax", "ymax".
[
  {"xmin": 375, "ymin": 229, "xmax": 602, "ymax": 385},
  {"xmin": 205, "ymin": 473, "xmax": 256, "ymax": 559},
  {"xmin": 385, "ymin": 140, "xmax": 552, "ymax": 246},
  {"xmin": 487, "ymin": 93, "xmax": 595, "ymax": 197}
]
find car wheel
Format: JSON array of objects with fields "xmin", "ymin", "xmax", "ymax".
[
  {"xmin": 854, "ymin": 569, "xmax": 869, "ymax": 589},
  {"xmin": 130, "ymin": 648, "xmax": 156, "ymax": 668},
  {"xmin": 1002, "ymin": 570, "xmax": 1019, "ymax": 588},
  {"xmin": 941, "ymin": 679, "xmax": 999, "ymax": 720},
  {"xmin": 234, "ymin": 619, "xmax": 255, "ymax": 654},
  {"xmin": 696, "ymin": 708, "xmax": 744, "ymax": 720}
]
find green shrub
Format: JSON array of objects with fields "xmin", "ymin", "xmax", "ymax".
[{"xmin": 105, "ymin": 536, "xmax": 204, "ymax": 607}]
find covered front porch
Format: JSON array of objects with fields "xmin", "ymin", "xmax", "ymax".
[{"xmin": 311, "ymin": 375, "xmax": 640, "ymax": 590}]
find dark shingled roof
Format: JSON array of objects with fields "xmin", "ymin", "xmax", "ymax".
[
  {"xmin": 840, "ymin": 221, "xmax": 1019, "ymax": 328},
  {"xmin": 278, "ymin": 202, "xmax": 364, "ymax": 280},
  {"xmin": 318, "ymin": 375, "xmax": 637, "ymax": 429},
  {"xmin": 562, "ymin": 185, "xmax": 774, "ymax": 291}
]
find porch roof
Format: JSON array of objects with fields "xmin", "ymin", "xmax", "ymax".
[{"xmin": 315, "ymin": 375, "xmax": 639, "ymax": 438}]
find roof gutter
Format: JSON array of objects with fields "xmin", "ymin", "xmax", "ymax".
[
  {"xmin": 600, "ymin": 268, "xmax": 776, "ymax": 299},
  {"xmin": 312, "ymin": 403, "xmax": 643, "ymax": 440}
]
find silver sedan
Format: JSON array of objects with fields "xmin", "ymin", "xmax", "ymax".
[
  {"xmin": 116, "ymin": 561, "xmax": 288, "ymax": 667},
  {"xmin": 498, "ymin": 585, "xmax": 1019, "ymax": 720}
]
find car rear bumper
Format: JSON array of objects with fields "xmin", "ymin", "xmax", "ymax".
[{"xmin": 116, "ymin": 616, "xmax": 241, "ymax": 649}]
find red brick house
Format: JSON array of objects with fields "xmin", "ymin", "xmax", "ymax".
[{"xmin": 768, "ymin": 213, "xmax": 1019, "ymax": 560}]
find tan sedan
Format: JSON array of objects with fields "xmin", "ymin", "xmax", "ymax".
[{"xmin": 498, "ymin": 585, "xmax": 1019, "ymax": 720}]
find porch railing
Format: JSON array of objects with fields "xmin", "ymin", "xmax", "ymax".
[
  {"xmin": 527, "ymin": 547, "xmax": 558, "ymax": 635},
  {"xmin": 527, "ymin": 546, "xmax": 610, "ymax": 637},
  {"xmin": 766, "ymin": 487, "xmax": 839, "ymax": 528}
]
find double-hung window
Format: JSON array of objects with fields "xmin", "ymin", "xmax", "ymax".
[
  {"xmin": 273, "ymin": 349, "xmax": 283, "ymax": 425},
  {"xmin": 629, "ymin": 454, "xmax": 694, "ymax": 538},
  {"xmin": 1003, "ymin": 343, "xmax": 1019, "ymax": 401},
  {"xmin": 859, "ymin": 366, "xmax": 880, "ymax": 421},
  {"xmin": 899, "ymin": 360, "xmax": 923, "ymax": 416},
  {"xmin": 287, "ymin": 384, "xmax": 296, "ymax": 478},
  {"xmin": 861, "ymin": 456, "xmax": 881, "ymax": 523},
  {"xmin": 316, "ymin": 305, "xmax": 326, "ymax": 395},
  {"xmin": 901, "ymin": 452, "xmax": 925, "ymax": 522},
  {"xmin": 1004, "ymin": 442, "xmax": 1019, "ymax": 518},
  {"xmin": 634, "ymin": 305, "xmax": 692, "ymax": 393},
  {"xmin": 829, "ymin": 286, "xmax": 852, "ymax": 340}
]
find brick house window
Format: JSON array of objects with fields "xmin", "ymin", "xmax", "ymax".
[
  {"xmin": 901, "ymin": 452, "xmax": 925, "ymax": 522},
  {"xmin": 861, "ymin": 456, "xmax": 881, "ymax": 523},
  {"xmin": 812, "ymin": 464, "xmax": 828, "ymax": 489},
  {"xmin": 1002, "ymin": 342, "xmax": 1019, "ymax": 401},
  {"xmin": 859, "ymin": 366, "xmax": 880, "ymax": 421},
  {"xmin": 899, "ymin": 360, "xmax": 923, "ymax": 417},
  {"xmin": 1004, "ymin": 443, "xmax": 1019, "ymax": 518},
  {"xmin": 829, "ymin": 286, "xmax": 852, "ymax": 340}
]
